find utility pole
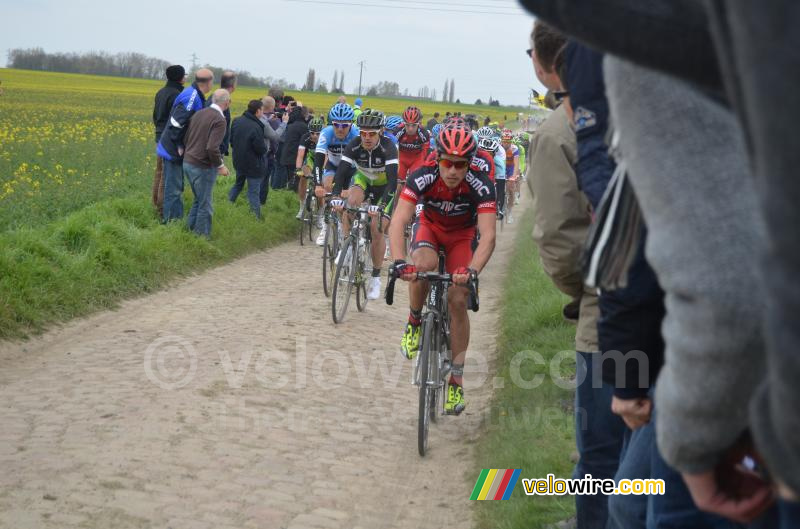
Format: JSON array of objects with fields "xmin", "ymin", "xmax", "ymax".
[
  {"xmin": 190, "ymin": 53, "xmax": 199, "ymax": 72},
  {"xmin": 357, "ymin": 60, "xmax": 365, "ymax": 95}
]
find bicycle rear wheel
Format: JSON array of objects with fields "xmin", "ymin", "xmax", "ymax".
[
  {"xmin": 305, "ymin": 193, "xmax": 315, "ymax": 243},
  {"xmin": 418, "ymin": 313, "xmax": 435, "ymax": 456},
  {"xmin": 331, "ymin": 235, "xmax": 356, "ymax": 324},
  {"xmin": 322, "ymin": 217, "xmax": 338, "ymax": 297}
]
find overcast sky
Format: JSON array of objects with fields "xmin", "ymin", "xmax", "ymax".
[{"xmin": 0, "ymin": 0, "xmax": 543, "ymax": 106}]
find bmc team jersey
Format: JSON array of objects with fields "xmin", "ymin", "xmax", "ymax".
[
  {"xmin": 471, "ymin": 149, "xmax": 496, "ymax": 182},
  {"xmin": 396, "ymin": 127, "xmax": 431, "ymax": 180},
  {"xmin": 401, "ymin": 162, "xmax": 496, "ymax": 232},
  {"xmin": 297, "ymin": 132, "xmax": 317, "ymax": 166},
  {"xmin": 504, "ymin": 143, "xmax": 520, "ymax": 179},
  {"xmin": 315, "ymin": 125, "xmax": 360, "ymax": 167}
]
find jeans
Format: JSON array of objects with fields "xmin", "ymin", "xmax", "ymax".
[
  {"xmin": 184, "ymin": 162, "xmax": 217, "ymax": 238},
  {"xmin": 779, "ymin": 499, "xmax": 800, "ymax": 529},
  {"xmin": 162, "ymin": 158, "xmax": 185, "ymax": 223},
  {"xmin": 575, "ymin": 351, "xmax": 626, "ymax": 529},
  {"xmin": 609, "ymin": 400, "xmax": 745, "ymax": 529},
  {"xmin": 261, "ymin": 155, "xmax": 275, "ymax": 204},
  {"xmin": 608, "ymin": 424, "xmax": 654, "ymax": 528},
  {"xmin": 228, "ymin": 173, "xmax": 263, "ymax": 219},
  {"xmin": 271, "ymin": 157, "xmax": 288, "ymax": 189}
]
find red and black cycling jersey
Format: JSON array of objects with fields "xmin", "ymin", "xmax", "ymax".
[
  {"xmin": 471, "ymin": 149, "xmax": 496, "ymax": 182},
  {"xmin": 401, "ymin": 161, "xmax": 496, "ymax": 232},
  {"xmin": 396, "ymin": 127, "xmax": 431, "ymax": 155}
]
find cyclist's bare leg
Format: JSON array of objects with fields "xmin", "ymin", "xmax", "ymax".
[
  {"xmin": 447, "ymin": 285, "xmax": 470, "ymax": 382},
  {"xmin": 369, "ymin": 213, "xmax": 385, "ymax": 268},
  {"xmin": 506, "ymin": 180, "xmax": 516, "ymax": 215},
  {"xmin": 408, "ymin": 247, "xmax": 437, "ymax": 312},
  {"xmin": 342, "ymin": 185, "xmax": 364, "ymax": 236}
]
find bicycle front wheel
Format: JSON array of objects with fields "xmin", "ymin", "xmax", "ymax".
[
  {"xmin": 322, "ymin": 217, "xmax": 338, "ymax": 297},
  {"xmin": 331, "ymin": 235, "xmax": 356, "ymax": 324},
  {"xmin": 418, "ymin": 313, "xmax": 435, "ymax": 456}
]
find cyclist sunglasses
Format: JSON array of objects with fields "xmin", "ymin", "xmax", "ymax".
[
  {"xmin": 332, "ymin": 122, "xmax": 351, "ymax": 129},
  {"xmin": 438, "ymin": 158, "xmax": 469, "ymax": 170}
]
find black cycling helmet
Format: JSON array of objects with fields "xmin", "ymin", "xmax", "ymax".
[
  {"xmin": 308, "ymin": 116, "xmax": 325, "ymax": 132},
  {"xmin": 356, "ymin": 108, "xmax": 385, "ymax": 130}
]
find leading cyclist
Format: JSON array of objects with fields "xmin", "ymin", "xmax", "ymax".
[{"xmin": 388, "ymin": 123, "xmax": 497, "ymax": 415}]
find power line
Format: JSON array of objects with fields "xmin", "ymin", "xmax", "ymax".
[
  {"xmin": 371, "ymin": 0, "xmax": 523, "ymax": 8},
  {"xmin": 283, "ymin": 0, "xmax": 524, "ymax": 16}
]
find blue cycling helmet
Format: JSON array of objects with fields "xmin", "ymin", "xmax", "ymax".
[
  {"xmin": 329, "ymin": 103, "xmax": 355, "ymax": 122},
  {"xmin": 431, "ymin": 123, "xmax": 443, "ymax": 138},
  {"xmin": 385, "ymin": 115, "xmax": 404, "ymax": 132}
]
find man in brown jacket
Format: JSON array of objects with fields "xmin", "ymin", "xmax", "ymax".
[
  {"xmin": 182, "ymin": 89, "xmax": 231, "ymax": 238},
  {"xmin": 528, "ymin": 22, "xmax": 624, "ymax": 529}
]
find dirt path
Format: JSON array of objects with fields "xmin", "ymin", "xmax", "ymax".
[{"xmin": 0, "ymin": 193, "xmax": 527, "ymax": 529}]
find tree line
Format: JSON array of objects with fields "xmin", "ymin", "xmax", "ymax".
[{"xmin": 6, "ymin": 48, "xmax": 298, "ymax": 90}]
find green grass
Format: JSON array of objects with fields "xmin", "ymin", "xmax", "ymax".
[
  {"xmin": 0, "ymin": 186, "xmax": 299, "ymax": 339},
  {"xmin": 472, "ymin": 207, "xmax": 577, "ymax": 528}
]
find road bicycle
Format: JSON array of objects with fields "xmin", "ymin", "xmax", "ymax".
[
  {"xmin": 385, "ymin": 251, "xmax": 479, "ymax": 456},
  {"xmin": 331, "ymin": 200, "xmax": 381, "ymax": 323},
  {"xmin": 298, "ymin": 174, "xmax": 321, "ymax": 246},
  {"xmin": 321, "ymin": 194, "xmax": 343, "ymax": 297}
]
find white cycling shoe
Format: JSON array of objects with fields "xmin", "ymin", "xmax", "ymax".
[{"xmin": 367, "ymin": 276, "xmax": 382, "ymax": 300}]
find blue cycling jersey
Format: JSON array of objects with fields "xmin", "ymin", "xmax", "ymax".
[
  {"xmin": 494, "ymin": 145, "xmax": 506, "ymax": 180},
  {"xmin": 315, "ymin": 125, "xmax": 360, "ymax": 166}
]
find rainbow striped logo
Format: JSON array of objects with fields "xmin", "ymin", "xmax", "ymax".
[{"xmin": 470, "ymin": 469, "xmax": 522, "ymax": 500}]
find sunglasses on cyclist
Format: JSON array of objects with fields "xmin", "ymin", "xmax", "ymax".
[
  {"xmin": 332, "ymin": 122, "xmax": 351, "ymax": 129},
  {"xmin": 359, "ymin": 130, "xmax": 380, "ymax": 138},
  {"xmin": 438, "ymin": 158, "xmax": 469, "ymax": 170}
]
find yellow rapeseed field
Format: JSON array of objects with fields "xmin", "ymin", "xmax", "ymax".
[{"xmin": 0, "ymin": 68, "xmax": 525, "ymax": 231}]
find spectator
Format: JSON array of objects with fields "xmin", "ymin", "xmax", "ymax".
[
  {"xmin": 157, "ymin": 68, "xmax": 214, "ymax": 223},
  {"xmin": 426, "ymin": 112, "xmax": 440, "ymax": 131},
  {"xmin": 216, "ymin": 70, "xmax": 237, "ymax": 157},
  {"xmin": 259, "ymin": 95, "xmax": 289, "ymax": 204},
  {"xmin": 530, "ymin": 23, "xmax": 627, "ymax": 529},
  {"xmin": 181, "ymin": 89, "xmax": 230, "ymax": 238},
  {"xmin": 151, "ymin": 64, "xmax": 185, "ymax": 219},
  {"xmin": 279, "ymin": 103, "xmax": 308, "ymax": 192},
  {"xmin": 353, "ymin": 97, "xmax": 363, "ymax": 120},
  {"xmin": 337, "ymin": 95, "xmax": 347, "ymax": 104},
  {"xmin": 229, "ymin": 99, "xmax": 268, "ymax": 219}
]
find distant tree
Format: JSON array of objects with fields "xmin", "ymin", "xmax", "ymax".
[
  {"xmin": 489, "ymin": 99, "xmax": 501, "ymax": 107},
  {"xmin": 475, "ymin": 98, "xmax": 483, "ymax": 105},
  {"xmin": 456, "ymin": 98, "xmax": 461, "ymax": 104},
  {"xmin": 442, "ymin": 80, "xmax": 448, "ymax": 102},
  {"xmin": 303, "ymin": 68, "xmax": 316, "ymax": 91},
  {"xmin": 449, "ymin": 79, "xmax": 455, "ymax": 103},
  {"xmin": 317, "ymin": 81, "xmax": 329, "ymax": 93},
  {"xmin": 367, "ymin": 86, "xmax": 378, "ymax": 96},
  {"xmin": 338, "ymin": 72, "xmax": 345, "ymax": 92},
  {"xmin": 332, "ymin": 70, "xmax": 339, "ymax": 92}
]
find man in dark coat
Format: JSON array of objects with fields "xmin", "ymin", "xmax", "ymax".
[
  {"xmin": 151, "ymin": 65, "xmax": 185, "ymax": 218},
  {"xmin": 229, "ymin": 100, "xmax": 268, "ymax": 219},
  {"xmin": 279, "ymin": 104, "xmax": 308, "ymax": 191}
]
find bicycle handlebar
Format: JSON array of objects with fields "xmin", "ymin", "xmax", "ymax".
[{"xmin": 385, "ymin": 268, "xmax": 479, "ymax": 312}]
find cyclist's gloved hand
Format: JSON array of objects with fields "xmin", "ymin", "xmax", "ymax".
[
  {"xmin": 330, "ymin": 198, "xmax": 345, "ymax": 210},
  {"xmin": 367, "ymin": 204, "xmax": 382, "ymax": 216},
  {"xmin": 452, "ymin": 266, "xmax": 477, "ymax": 285},
  {"xmin": 392, "ymin": 259, "xmax": 417, "ymax": 281},
  {"xmin": 295, "ymin": 168, "xmax": 304, "ymax": 178}
]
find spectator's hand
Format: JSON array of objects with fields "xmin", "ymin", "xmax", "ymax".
[
  {"xmin": 282, "ymin": 112, "xmax": 289, "ymax": 124},
  {"xmin": 218, "ymin": 165, "xmax": 229, "ymax": 176},
  {"xmin": 683, "ymin": 438, "xmax": 775, "ymax": 524},
  {"xmin": 177, "ymin": 147, "xmax": 184, "ymax": 156},
  {"xmin": 611, "ymin": 396, "xmax": 652, "ymax": 430}
]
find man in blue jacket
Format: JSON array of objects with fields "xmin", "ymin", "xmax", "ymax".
[{"xmin": 157, "ymin": 68, "xmax": 214, "ymax": 223}]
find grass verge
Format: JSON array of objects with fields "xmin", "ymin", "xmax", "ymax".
[
  {"xmin": 0, "ymin": 184, "xmax": 299, "ymax": 339},
  {"xmin": 472, "ymin": 206, "xmax": 578, "ymax": 528}
]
